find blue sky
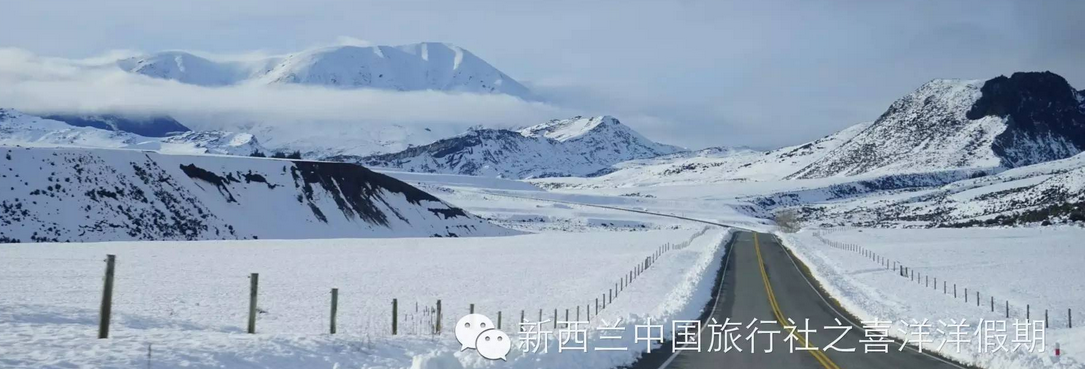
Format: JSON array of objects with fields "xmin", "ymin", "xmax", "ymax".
[{"xmin": 1, "ymin": 0, "xmax": 1082, "ymax": 149}]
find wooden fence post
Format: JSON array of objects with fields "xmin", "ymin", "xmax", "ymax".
[
  {"xmin": 1069, "ymin": 309, "xmax": 1073, "ymax": 328},
  {"xmin": 248, "ymin": 273, "xmax": 258, "ymax": 334},
  {"xmin": 99, "ymin": 254, "xmax": 116, "ymax": 339},
  {"xmin": 436, "ymin": 299, "xmax": 442, "ymax": 334},
  {"xmin": 498, "ymin": 311, "xmax": 502, "ymax": 329},
  {"xmin": 392, "ymin": 298, "xmax": 398, "ymax": 335},
  {"xmin": 470, "ymin": 303, "xmax": 475, "ymax": 314},
  {"xmin": 330, "ymin": 288, "xmax": 338, "ymax": 334}
]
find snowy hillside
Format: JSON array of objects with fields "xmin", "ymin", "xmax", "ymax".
[
  {"xmin": 118, "ymin": 43, "xmax": 534, "ymax": 99},
  {"xmin": 0, "ymin": 109, "xmax": 266, "ymax": 156},
  {"xmin": 116, "ymin": 51, "xmax": 262, "ymax": 86},
  {"xmin": 792, "ymin": 72, "xmax": 1085, "ymax": 179},
  {"xmin": 764, "ymin": 151, "xmax": 1085, "ymax": 228},
  {"xmin": 0, "ymin": 145, "xmax": 512, "ymax": 242},
  {"xmin": 353, "ymin": 116, "xmax": 683, "ymax": 179},
  {"xmin": 534, "ymin": 121, "xmax": 870, "ymax": 189},
  {"xmin": 536, "ymin": 71, "xmax": 1085, "ymax": 192}
]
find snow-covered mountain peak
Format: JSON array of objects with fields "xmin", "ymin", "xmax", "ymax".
[
  {"xmin": 355, "ymin": 115, "xmax": 682, "ymax": 179},
  {"xmin": 516, "ymin": 115, "xmax": 682, "ymax": 156},
  {"xmin": 117, "ymin": 51, "xmax": 247, "ymax": 86},
  {"xmin": 883, "ymin": 78, "xmax": 981, "ymax": 117},
  {"xmin": 791, "ymin": 71, "xmax": 1085, "ymax": 179},
  {"xmin": 518, "ymin": 115, "xmax": 620, "ymax": 141},
  {"xmin": 258, "ymin": 42, "xmax": 531, "ymax": 98},
  {"xmin": 117, "ymin": 43, "xmax": 534, "ymax": 99}
]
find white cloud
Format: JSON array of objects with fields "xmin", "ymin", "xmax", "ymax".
[
  {"xmin": 0, "ymin": 47, "xmax": 578, "ymax": 154},
  {"xmin": 333, "ymin": 36, "xmax": 374, "ymax": 48}
]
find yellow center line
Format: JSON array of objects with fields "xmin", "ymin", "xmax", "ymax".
[{"xmin": 754, "ymin": 233, "xmax": 842, "ymax": 369}]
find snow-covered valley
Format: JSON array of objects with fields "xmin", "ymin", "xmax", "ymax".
[{"xmin": 3, "ymin": 31, "xmax": 1085, "ymax": 369}]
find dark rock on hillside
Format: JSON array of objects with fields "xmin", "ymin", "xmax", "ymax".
[
  {"xmin": 967, "ymin": 71, "xmax": 1085, "ymax": 167},
  {"xmin": 0, "ymin": 147, "xmax": 512, "ymax": 243},
  {"xmin": 289, "ymin": 160, "xmax": 450, "ymax": 226},
  {"xmin": 361, "ymin": 129, "xmax": 525, "ymax": 176},
  {"xmin": 44, "ymin": 114, "xmax": 191, "ymax": 137}
]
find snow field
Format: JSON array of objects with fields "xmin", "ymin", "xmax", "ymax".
[
  {"xmin": 780, "ymin": 227, "xmax": 1085, "ymax": 369},
  {"xmin": 0, "ymin": 227, "xmax": 732, "ymax": 368}
]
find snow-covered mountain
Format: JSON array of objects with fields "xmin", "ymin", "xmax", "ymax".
[
  {"xmin": 351, "ymin": 116, "xmax": 683, "ymax": 179},
  {"xmin": 0, "ymin": 145, "xmax": 513, "ymax": 243},
  {"xmin": 791, "ymin": 71, "xmax": 1085, "ymax": 179},
  {"xmin": 116, "ymin": 51, "xmax": 260, "ymax": 87},
  {"xmin": 533, "ymin": 121, "xmax": 871, "ymax": 189},
  {"xmin": 117, "ymin": 43, "xmax": 534, "ymax": 99},
  {"xmin": 537, "ymin": 71, "xmax": 1085, "ymax": 190},
  {"xmin": 0, "ymin": 109, "xmax": 266, "ymax": 156}
]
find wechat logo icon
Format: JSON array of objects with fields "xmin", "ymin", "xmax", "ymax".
[{"xmin": 456, "ymin": 314, "xmax": 511, "ymax": 361}]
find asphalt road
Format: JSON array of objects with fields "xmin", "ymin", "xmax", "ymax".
[
  {"xmin": 630, "ymin": 231, "xmax": 967, "ymax": 369},
  {"xmin": 473, "ymin": 192, "xmax": 971, "ymax": 368}
]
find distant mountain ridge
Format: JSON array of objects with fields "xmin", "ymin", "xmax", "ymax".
[
  {"xmin": 117, "ymin": 42, "xmax": 534, "ymax": 100},
  {"xmin": 791, "ymin": 71, "xmax": 1085, "ymax": 179},
  {"xmin": 0, "ymin": 109, "xmax": 266, "ymax": 156},
  {"xmin": 532, "ymin": 71, "xmax": 1085, "ymax": 190},
  {"xmin": 531, "ymin": 121, "xmax": 872, "ymax": 189},
  {"xmin": 352, "ymin": 116, "xmax": 683, "ymax": 179}
]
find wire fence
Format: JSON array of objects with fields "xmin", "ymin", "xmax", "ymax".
[
  {"xmin": 813, "ymin": 230, "xmax": 1078, "ymax": 329},
  {"xmin": 1, "ymin": 227, "xmax": 715, "ymax": 339}
]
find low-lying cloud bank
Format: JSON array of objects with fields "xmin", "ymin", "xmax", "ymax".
[{"xmin": 0, "ymin": 48, "xmax": 576, "ymax": 138}]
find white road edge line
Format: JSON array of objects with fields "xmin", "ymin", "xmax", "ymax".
[{"xmin": 657, "ymin": 233, "xmax": 734, "ymax": 369}]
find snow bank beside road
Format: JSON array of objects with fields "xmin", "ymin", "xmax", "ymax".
[{"xmin": 779, "ymin": 227, "xmax": 1085, "ymax": 369}]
